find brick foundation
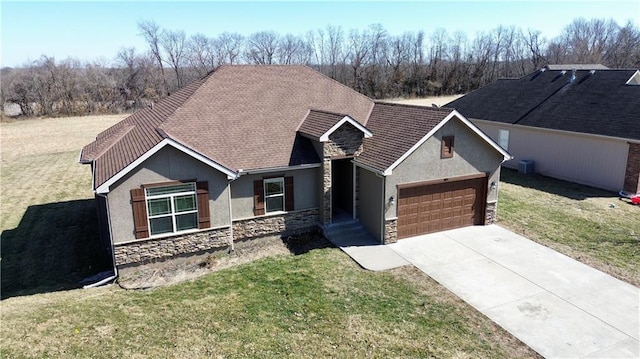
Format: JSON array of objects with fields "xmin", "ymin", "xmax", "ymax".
[
  {"xmin": 383, "ymin": 219, "xmax": 398, "ymax": 244},
  {"xmin": 623, "ymin": 143, "xmax": 640, "ymax": 195}
]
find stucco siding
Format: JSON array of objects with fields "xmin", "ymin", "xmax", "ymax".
[
  {"xmin": 474, "ymin": 120, "xmax": 629, "ymax": 191},
  {"xmin": 357, "ymin": 166, "xmax": 384, "ymax": 241},
  {"xmin": 386, "ymin": 117, "xmax": 503, "ymax": 218},
  {"xmin": 230, "ymin": 168, "xmax": 320, "ymax": 220},
  {"xmin": 107, "ymin": 146, "xmax": 231, "ymax": 244}
]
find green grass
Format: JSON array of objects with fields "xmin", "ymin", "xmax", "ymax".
[
  {"xmin": 498, "ymin": 168, "xmax": 640, "ymax": 286},
  {"xmin": 0, "ymin": 249, "xmax": 535, "ymax": 358}
]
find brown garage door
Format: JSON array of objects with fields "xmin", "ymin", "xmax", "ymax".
[{"xmin": 397, "ymin": 175, "xmax": 487, "ymax": 239}]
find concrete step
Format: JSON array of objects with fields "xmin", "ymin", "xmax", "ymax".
[{"xmin": 324, "ymin": 221, "xmax": 378, "ymax": 247}]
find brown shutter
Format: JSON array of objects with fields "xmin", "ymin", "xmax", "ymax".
[
  {"xmin": 196, "ymin": 181, "xmax": 210, "ymax": 229},
  {"xmin": 285, "ymin": 176, "xmax": 294, "ymax": 211},
  {"xmin": 130, "ymin": 188, "xmax": 149, "ymax": 239},
  {"xmin": 253, "ymin": 180, "xmax": 265, "ymax": 216}
]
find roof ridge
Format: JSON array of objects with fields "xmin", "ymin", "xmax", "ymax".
[
  {"xmin": 306, "ymin": 66, "xmax": 375, "ymax": 118},
  {"xmin": 307, "ymin": 108, "xmax": 350, "ymax": 117}
]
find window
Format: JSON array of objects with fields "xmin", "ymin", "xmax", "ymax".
[
  {"xmin": 130, "ymin": 181, "xmax": 210, "ymax": 239},
  {"xmin": 498, "ymin": 130, "xmax": 509, "ymax": 151},
  {"xmin": 253, "ymin": 176, "xmax": 294, "ymax": 216},
  {"xmin": 264, "ymin": 177, "xmax": 285, "ymax": 212},
  {"xmin": 146, "ymin": 183, "xmax": 198, "ymax": 236},
  {"xmin": 441, "ymin": 136, "xmax": 454, "ymax": 158}
]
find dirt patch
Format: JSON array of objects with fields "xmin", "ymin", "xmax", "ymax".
[{"xmin": 119, "ymin": 233, "xmax": 334, "ymax": 289}]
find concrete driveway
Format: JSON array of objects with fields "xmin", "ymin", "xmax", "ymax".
[{"xmin": 389, "ymin": 224, "xmax": 639, "ymax": 359}]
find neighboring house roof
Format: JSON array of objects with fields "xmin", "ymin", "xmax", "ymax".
[
  {"xmin": 82, "ymin": 65, "xmax": 374, "ymax": 189},
  {"xmin": 356, "ymin": 102, "xmax": 511, "ymax": 174},
  {"xmin": 446, "ymin": 67, "xmax": 640, "ymax": 141}
]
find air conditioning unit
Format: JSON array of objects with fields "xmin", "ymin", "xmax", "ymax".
[{"xmin": 518, "ymin": 160, "xmax": 535, "ymax": 175}]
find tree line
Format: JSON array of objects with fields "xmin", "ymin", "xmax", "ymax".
[{"xmin": 1, "ymin": 17, "xmax": 638, "ymax": 118}]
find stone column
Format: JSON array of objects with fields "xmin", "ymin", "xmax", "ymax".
[{"xmin": 322, "ymin": 158, "xmax": 332, "ymax": 225}]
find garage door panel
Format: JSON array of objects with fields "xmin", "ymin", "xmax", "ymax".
[{"xmin": 397, "ymin": 176, "xmax": 486, "ymax": 239}]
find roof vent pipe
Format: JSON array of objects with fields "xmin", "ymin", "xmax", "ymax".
[{"xmin": 570, "ymin": 68, "xmax": 576, "ymax": 83}]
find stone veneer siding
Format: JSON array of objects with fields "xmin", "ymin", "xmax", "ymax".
[
  {"xmin": 232, "ymin": 208, "xmax": 319, "ymax": 240},
  {"xmin": 114, "ymin": 209, "xmax": 319, "ymax": 267},
  {"xmin": 624, "ymin": 143, "xmax": 640, "ymax": 195},
  {"xmin": 322, "ymin": 160, "xmax": 332, "ymax": 224},
  {"xmin": 485, "ymin": 201, "xmax": 497, "ymax": 224},
  {"xmin": 114, "ymin": 227, "xmax": 231, "ymax": 266},
  {"xmin": 323, "ymin": 125, "xmax": 365, "ymax": 158},
  {"xmin": 383, "ymin": 219, "xmax": 398, "ymax": 244}
]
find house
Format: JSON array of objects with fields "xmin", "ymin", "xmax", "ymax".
[
  {"xmin": 446, "ymin": 65, "xmax": 640, "ymax": 195},
  {"xmin": 80, "ymin": 65, "xmax": 510, "ymax": 271}
]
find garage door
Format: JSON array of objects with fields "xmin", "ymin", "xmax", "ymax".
[{"xmin": 397, "ymin": 175, "xmax": 487, "ymax": 239}]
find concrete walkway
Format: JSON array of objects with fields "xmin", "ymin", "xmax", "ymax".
[
  {"xmin": 389, "ymin": 224, "xmax": 640, "ymax": 359},
  {"xmin": 324, "ymin": 221, "xmax": 409, "ymax": 271}
]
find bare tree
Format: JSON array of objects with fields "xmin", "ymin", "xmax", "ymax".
[
  {"xmin": 347, "ymin": 28, "xmax": 371, "ymax": 91},
  {"xmin": 277, "ymin": 34, "xmax": 306, "ymax": 64},
  {"xmin": 161, "ymin": 29, "xmax": 187, "ymax": 89},
  {"xmin": 326, "ymin": 25, "xmax": 345, "ymax": 79},
  {"xmin": 216, "ymin": 32, "xmax": 244, "ymax": 65},
  {"xmin": 187, "ymin": 33, "xmax": 217, "ymax": 77},
  {"xmin": 245, "ymin": 31, "xmax": 279, "ymax": 64},
  {"xmin": 138, "ymin": 20, "xmax": 168, "ymax": 95}
]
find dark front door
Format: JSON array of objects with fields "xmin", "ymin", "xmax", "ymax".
[{"xmin": 331, "ymin": 158, "xmax": 353, "ymax": 220}]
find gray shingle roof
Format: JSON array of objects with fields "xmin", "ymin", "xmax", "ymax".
[{"xmin": 446, "ymin": 68, "xmax": 640, "ymax": 141}]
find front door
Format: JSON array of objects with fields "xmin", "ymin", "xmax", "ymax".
[{"xmin": 331, "ymin": 158, "xmax": 353, "ymax": 221}]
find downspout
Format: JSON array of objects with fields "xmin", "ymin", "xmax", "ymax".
[
  {"xmin": 352, "ymin": 161, "xmax": 357, "ymax": 220},
  {"xmin": 227, "ymin": 179, "xmax": 235, "ymax": 252},
  {"xmin": 84, "ymin": 191, "xmax": 118, "ymax": 288},
  {"xmin": 374, "ymin": 172, "xmax": 386, "ymax": 245}
]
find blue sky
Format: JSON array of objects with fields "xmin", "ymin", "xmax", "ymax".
[{"xmin": 1, "ymin": 1, "xmax": 638, "ymax": 67}]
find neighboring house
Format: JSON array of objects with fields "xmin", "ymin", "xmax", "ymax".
[
  {"xmin": 446, "ymin": 65, "xmax": 640, "ymax": 195},
  {"xmin": 81, "ymin": 65, "xmax": 510, "ymax": 270}
]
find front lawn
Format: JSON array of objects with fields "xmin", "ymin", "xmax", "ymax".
[
  {"xmin": 498, "ymin": 168, "xmax": 640, "ymax": 286},
  {"xmin": 0, "ymin": 248, "xmax": 538, "ymax": 358}
]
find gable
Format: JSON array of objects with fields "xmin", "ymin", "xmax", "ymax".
[
  {"xmin": 356, "ymin": 103, "xmax": 510, "ymax": 175},
  {"xmin": 96, "ymin": 138, "xmax": 237, "ymax": 194},
  {"xmin": 389, "ymin": 116, "xmax": 504, "ymax": 185}
]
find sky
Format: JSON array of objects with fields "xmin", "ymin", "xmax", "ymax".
[{"xmin": 1, "ymin": 0, "xmax": 638, "ymax": 67}]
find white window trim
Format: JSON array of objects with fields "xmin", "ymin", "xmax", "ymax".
[
  {"xmin": 264, "ymin": 177, "xmax": 285, "ymax": 213},
  {"xmin": 146, "ymin": 183, "xmax": 198, "ymax": 237}
]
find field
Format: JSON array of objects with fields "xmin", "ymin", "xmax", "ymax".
[
  {"xmin": 383, "ymin": 94, "xmax": 464, "ymax": 107},
  {"xmin": 2, "ymin": 112, "xmax": 638, "ymax": 357},
  {"xmin": 1, "ymin": 115, "xmax": 126, "ymax": 297}
]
